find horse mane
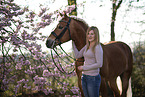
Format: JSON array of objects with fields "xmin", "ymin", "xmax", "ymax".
[{"xmin": 70, "ymin": 16, "xmax": 89, "ymax": 31}]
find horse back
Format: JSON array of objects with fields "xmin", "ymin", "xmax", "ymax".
[{"xmin": 100, "ymin": 41, "xmax": 133, "ymax": 79}]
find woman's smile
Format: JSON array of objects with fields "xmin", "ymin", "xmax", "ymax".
[{"xmin": 88, "ymin": 30, "xmax": 95, "ymax": 42}]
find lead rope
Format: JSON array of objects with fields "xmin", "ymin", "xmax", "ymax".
[
  {"xmin": 51, "ymin": 48, "xmax": 75, "ymax": 75},
  {"xmin": 59, "ymin": 44, "xmax": 84, "ymax": 62}
]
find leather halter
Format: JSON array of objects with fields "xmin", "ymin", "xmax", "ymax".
[{"xmin": 51, "ymin": 17, "xmax": 71, "ymax": 45}]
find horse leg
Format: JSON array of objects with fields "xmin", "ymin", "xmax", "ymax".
[
  {"xmin": 100, "ymin": 77, "xmax": 108, "ymax": 97},
  {"xmin": 75, "ymin": 58, "xmax": 84, "ymax": 97},
  {"xmin": 76, "ymin": 71, "xmax": 84, "ymax": 97},
  {"xmin": 108, "ymin": 78, "xmax": 121, "ymax": 97},
  {"xmin": 127, "ymin": 77, "xmax": 132, "ymax": 97},
  {"xmin": 120, "ymin": 72, "xmax": 131, "ymax": 97}
]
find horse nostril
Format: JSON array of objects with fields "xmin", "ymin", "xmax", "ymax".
[{"xmin": 46, "ymin": 39, "xmax": 53, "ymax": 48}]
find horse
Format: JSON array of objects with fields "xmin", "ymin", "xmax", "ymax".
[{"xmin": 45, "ymin": 13, "xmax": 133, "ymax": 97}]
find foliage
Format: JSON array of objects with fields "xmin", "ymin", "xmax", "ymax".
[
  {"xmin": 0, "ymin": 0, "xmax": 77, "ymax": 96},
  {"xmin": 132, "ymin": 41, "xmax": 145, "ymax": 97},
  {"xmin": 68, "ymin": 0, "xmax": 77, "ymax": 16},
  {"xmin": 129, "ymin": 2, "xmax": 145, "ymax": 96}
]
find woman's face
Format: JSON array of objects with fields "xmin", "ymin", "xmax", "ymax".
[{"xmin": 87, "ymin": 30, "xmax": 95, "ymax": 42}]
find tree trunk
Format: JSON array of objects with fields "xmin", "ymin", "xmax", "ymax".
[
  {"xmin": 111, "ymin": 0, "xmax": 123, "ymax": 41},
  {"xmin": 111, "ymin": 10, "xmax": 116, "ymax": 41}
]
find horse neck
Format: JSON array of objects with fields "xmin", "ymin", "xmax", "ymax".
[{"xmin": 71, "ymin": 19, "xmax": 88, "ymax": 51}]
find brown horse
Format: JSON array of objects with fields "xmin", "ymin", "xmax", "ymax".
[{"xmin": 46, "ymin": 13, "xmax": 133, "ymax": 97}]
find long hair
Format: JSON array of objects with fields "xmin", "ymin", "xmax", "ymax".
[{"xmin": 86, "ymin": 26, "xmax": 100, "ymax": 53}]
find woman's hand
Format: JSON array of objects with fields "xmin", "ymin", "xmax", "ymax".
[{"xmin": 78, "ymin": 66, "xmax": 83, "ymax": 71}]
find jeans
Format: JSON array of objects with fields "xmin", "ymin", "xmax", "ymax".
[{"xmin": 82, "ymin": 74, "xmax": 101, "ymax": 97}]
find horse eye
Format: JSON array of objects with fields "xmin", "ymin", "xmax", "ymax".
[{"xmin": 59, "ymin": 25, "xmax": 63, "ymax": 29}]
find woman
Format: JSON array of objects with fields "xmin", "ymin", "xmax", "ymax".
[{"xmin": 72, "ymin": 26, "xmax": 103, "ymax": 97}]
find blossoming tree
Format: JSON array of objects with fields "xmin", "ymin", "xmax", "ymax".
[{"xmin": 0, "ymin": 0, "xmax": 77, "ymax": 96}]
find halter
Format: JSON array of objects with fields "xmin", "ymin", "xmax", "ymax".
[
  {"xmin": 50, "ymin": 17, "xmax": 84, "ymax": 75},
  {"xmin": 51, "ymin": 17, "xmax": 71, "ymax": 45}
]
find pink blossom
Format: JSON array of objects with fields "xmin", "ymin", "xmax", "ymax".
[
  {"xmin": 65, "ymin": 95, "xmax": 71, "ymax": 97},
  {"xmin": 38, "ymin": 8, "xmax": 47, "ymax": 17},
  {"xmin": 64, "ymin": 5, "xmax": 76, "ymax": 14},
  {"xmin": 23, "ymin": 84, "xmax": 31, "ymax": 89},
  {"xmin": 25, "ymin": 60, "xmax": 30, "ymax": 65},
  {"xmin": 43, "ymin": 70, "xmax": 49, "ymax": 77}
]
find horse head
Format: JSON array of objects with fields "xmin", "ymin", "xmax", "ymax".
[
  {"xmin": 46, "ymin": 12, "xmax": 88, "ymax": 50},
  {"xmin": 46, "ymin": 13, "xmax": 73, "ymax": 49}
]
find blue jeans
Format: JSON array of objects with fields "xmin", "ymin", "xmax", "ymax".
[{"xmin": 82, "ymin": 74, "xmax": 101, "ymax": 97}]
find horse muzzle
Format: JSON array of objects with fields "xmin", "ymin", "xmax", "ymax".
[{"xmin": 46, "ymin": 39, "xmax": 56, "ymax": 49}]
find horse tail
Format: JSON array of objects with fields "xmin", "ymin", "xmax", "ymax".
[{"xmin": 122, "ymin": 42, "xmax": 133, "ymax": 72}]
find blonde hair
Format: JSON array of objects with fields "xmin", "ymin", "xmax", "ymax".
[{"xmin": 86, "ymin": 26, "xmax": 100, "ymax": 53}]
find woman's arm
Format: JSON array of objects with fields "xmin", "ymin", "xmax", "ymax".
[
  {"xmin": 72, "ymin": 41, "xmax": 86, "ymax": 59},
  {"xmin": 83, "ymin": 44, "xmax": 103, "ymax": 71}
]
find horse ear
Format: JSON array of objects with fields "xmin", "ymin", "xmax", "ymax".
[
  {"xmin": 64, "ymin": 12, "xmax": 68, "ymax": 18},
  {"xmin": 59, "ymin": 12, "xmax": 63, "ymax": 17},
  {"xmin": 59, "ymin": 11, "xmax": 68, "ymax": 18}
]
